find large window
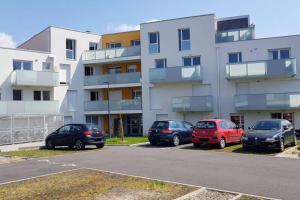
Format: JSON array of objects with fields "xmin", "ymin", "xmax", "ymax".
[
  {"xmin": 131, "ymin": 40, "xmax": 140, "ymax": 46},
  {"xmin": 228, "ymin": 52, "xmax": 242, "ymax": 63},
  {"xmin": 33, "ymin": 91, "xmax": 50, "ymax": 101},
  {"xmin": 127, "ymin": 65, "xmax": 137, "ymax": 72},
  {"xmin": 108, "ymin": 67, "xmax": 121, "ymax": 74},
  {"xmin": 66, "ymin": 39, "xmax": 76, "ymax": 59},
  {"xmin": 106, "ymin": 42, "xmax": 121, "ymax": 49},
  {"xmin": 90, "ymin": 91, "xmax": 99, "ymax": 101},
  {"xmin": 183, "ymin": 56, "xmax": 200, "ymax": 66},
  {"xmin": 178, "ymin": 28, "xmax": 191, "ymax": 51},
  {"xmin": 13, "ymin": 60, "xmax": 32, "ymax": 71},
  {"xmin": 89, "ymin": 42, "xmax": 98, "ymax": 50},
  {"xmin": 85, "ymin": 66, "xmax": 93, "ymax": 76},
  {"xmin": 155, "ymin": 59, "xmax": 167, "ymax": 68},
  {"xmin": 271, "ymin": 112, "xmax": 294, "ymax": 124},
  {"xmin": 149, "ymin": 32, "xmax": 160, "ymax": 54},
  {"xmin": 269, "ymin": 49, "xmax": 290, "ymax": 60},
  {"xmin": 86, "ymin": 115, "xmax": 99, "ymax": 127},
  {"xmin": 133, "ymin": 90, "xmax": 142, "ymax": 100},
  {"xmin": 13, "ymin": 90, "xmax": 22, "ymax": 100}
]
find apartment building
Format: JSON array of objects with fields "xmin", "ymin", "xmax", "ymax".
[
  {"xmin": 83, "ymin": 31, "xmax": 143, "ymax": 136},
  {"xmin": 1, "ymin": 13, "xmax": 299, "ymax": 138}
]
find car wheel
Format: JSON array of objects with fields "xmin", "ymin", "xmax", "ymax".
[
  {"xmin": 96, "ymin": 143, "xmax": 104, "ymax": 149},
  {"xmin": 291, "ymin": 135, "xmax": 297, "ymax": 146},
  {"xmin": 279, "ymin": 138, "xmax": 285, "ymax": 152},
  {"xmin": 193, "ymin": 143, "xmax": 200, "ymax": 148},
  {"xmin": 75, "ymin": 140, "xmax": 85, "ymax": 150},
  {"xmin": 242, "ymin": 145, "xmax": 249, "ymax": 151},
  {"xmin": 149, "ymin": 140, "xmax": 157, "ymax": 146},
  {"xmin": 172, "ymin": 135, "xmax": 180, "ymax": 146},
  {"xmin": 219, "ymin": 138, "xmax": 226, "ymax": 149},
  {"xmin": 68, "ymin": 145, "xmax": 74, "ymax": 149},
  {"xmin": 46, "ymin": 139, "xmax": 55, "ymax": 149}
]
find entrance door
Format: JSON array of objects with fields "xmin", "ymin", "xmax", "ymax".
[{"xmin": 127, "ymin": 115, "xmax": 142, "ymax": 136}]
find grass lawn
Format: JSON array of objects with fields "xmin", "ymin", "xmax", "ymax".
[
  {"xmin": 0, "ymin": 147, "xmax": 100, "ymax": 158},
  {"xmin": 0, "ymin": 169, "xmax": 195, "ymax": 200},
  {"xmin": 105, "ymin": 136, "xmax": 148, "ymax": 145}
]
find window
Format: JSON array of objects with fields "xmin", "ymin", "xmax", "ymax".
[
  {"xmin": 133, "ymin": 90, "xmax": 142, "ymax": 99},
  {"xmin": 269, "ymin": 49, "xmax": 290, "ymax": 60},
  {"xmin": 106, "ymin": 42, "xmax": 121, "ymax": 49},
  {"xmin": 170, "ymin": 121, "xmax": 184, "ymax": 129},
  {"xmin": 183, "ymin": 122, "xmax": 193, "ymax": 129},
  {"xmin": 155, "ymin": 59, "xmax": 167, "ymax": 68},
  {"xmin": 131, "ymin": 40, "xmax": 140, "ymax": 46},
  {"xmin": 66, "ymin": 39, "xmax": 76, "ymax": 59},
  {"xmin": 230, "ymin": 114, "xmax": 244, "ymax": 129},
  {"xmin": 128, "ymin": 65, "xmax": 137, "ymax": 72},
  {"xmin": 13, "ymin": 60, "xmax": 32, "ymax": 71},
  {"xmin": 86, "ymin": 115, "xmax": 99, "ymax": 126},
  {"xmin": 220, "ymin": 121, "xmax": 229, "ymax": 129},
  {"xmin": 42, "ymin": 62, "xmax": 51, "ymax": 71},
  {"xmin": 59, "ymin": 64, "xmax": 71, "ymax": 84},
  {"xmin": 85, "ymin": 66, "xmax": 93, "ymax": 76},
  {"xmin": 89, "ymin": 42, "xmax": 98, "ymax": 50},
  {"xmin": 271, "ymin": 112, "xmax": 294, "ymax": 124},
  {"xmin": 13, "ymin": 90, "xmax": 22, "ymax": 100},
  {"xmin": 90, "ymin": 91, "xmax": 99, "ymax": 101},
  {"xmin": 228, "ymin": 52, "xmax": 242, "ymax": 63},
  {"xmin": 178, "ymin": 28, "xmax": 191, "ymax": 51},
  {"xmin": 196, "ymin": 121, "xmax": 216, "ymax": 129},
  {"xmin": 108, "ymin": 67, "xmax": 121, "ymax": 74},
  {"xmin": 58, "ymin": 125, "xmax": 71, "ymax": 134},
  {"xmin": 149, "ymin": 32, "xmax": 160, "ymax": 54},
  {"xmin": 33, "ymin": 91, "xmax": 50, "ymax": 101},
  {"xmin": 183, "ymin": 56, "xmax": 200, "ymax": 66}
]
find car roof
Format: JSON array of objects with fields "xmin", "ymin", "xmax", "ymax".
[{"xmin": 197, "ymin": 119, "xmax": 226, "ymax": 122}]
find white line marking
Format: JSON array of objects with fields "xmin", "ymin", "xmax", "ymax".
[{"xmin": 61, "ymin": 163, "xmax": 76, "ymax": 167}]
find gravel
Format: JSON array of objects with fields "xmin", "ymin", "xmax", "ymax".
[{"xmin": 177, "ymin": 188, "xmax": 237, "ymax": 200}]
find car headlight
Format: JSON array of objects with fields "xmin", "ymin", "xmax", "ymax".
[
  {"xmin": 242, "ymin": 136, "xmax": 248, "ymax": 141},
  {"xmin": 265, "ymin": 138, "xmax": 276, "ymax": 142}
]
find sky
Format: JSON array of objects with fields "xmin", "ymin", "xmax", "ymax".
[{"xmin": 0, "ymin": 0, "xmax": 300, "ymax": 47}]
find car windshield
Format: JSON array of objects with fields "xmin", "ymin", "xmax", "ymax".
[
  {"xmin": 196, "ymin": 121, "xmax": 216, "ymax": 129},
  {"xmin": 86, "ymin": 124, "xmax": 99, "ymax": 131},
  {"xmin": 151, "ymin": 121, "xmax": 169, "ymax": 129},
  {"xmin": 252, "ymin": 121, "xmax": 280, "ymax": 130}
]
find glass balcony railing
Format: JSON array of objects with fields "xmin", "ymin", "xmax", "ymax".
[
  {"xmin": 84, "ymin": 99, "xmax": 142, "ymax": 112},
  {"xmin": 83, "ymin": 46, "xmax": 141, "ymax": 61},
  {"xmin": 226, "ymin": 58, "xmax": 296, "ymax": 80},
  {"xmin": 149, "ymin": 65, "xmax": 202, "ymax": 84},
  {"xmin": 11, "ymin": 70, "xmax": 59, "ymax": 87},
  {"xmin": 235, "ymin": 93, "xmax": 300, "ymax": 111},
  {"xmin": 172, "ymin": 96, "xmax": 213, "ymax": 112},
  {"xmin": 0, "ymin": 101, "xmax": 59, "ymax": 115},
  {"xmin": 84, "ymin": 72, "xmax": 141, "ymax": 86},
  {"xmin": 216, "ymin": 26, "xmax": 255, "ymax": 43}
]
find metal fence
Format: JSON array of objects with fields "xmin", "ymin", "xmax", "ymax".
[{"xmin": 0, "ymin": 114, "xmax": 64, "ymax": 146}]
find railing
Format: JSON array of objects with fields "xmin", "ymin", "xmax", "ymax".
[
  {"xmin": 0, "ymin": 101, "xmax": 60, "ymax": 115},
  {"xmin": 84, "ymin": 46, "xmax": 141, "ymax": 61},
  {"xmin": 84, "ymin": 72, "xmax": 141, "ymax": 86},
  {"xmin": 226, "ymin": 58, "xmax": 296, "ymax": 79},
  {"xmin": 172, "ymin": 96, "xmax": 213, "ymax": 112},
  {"xmin": 235, "ymin": 93, "xmax": 300, "ymax": 111},
  {"xmin": 11, "ymin": 70, "xmax": 59, "ymax": 87},
  {"xmin": 216, "ymin": 26, "xmax": 255, "ymax": 43},
  {"xmin": 149, "ymin": 65, "xmax": 202, "ymax": 84},
  {"xmin": 85, "ymin": 99, "xmax": 142, "ymax": 112}
]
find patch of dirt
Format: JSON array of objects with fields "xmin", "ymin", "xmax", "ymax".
[{"xmin": 0, "ymin": 155, "xmax": 26, "ymax": 164}]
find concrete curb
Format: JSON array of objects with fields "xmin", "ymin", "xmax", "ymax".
[
  {"xmin": 129, "ymin": 142, "xmax": 150, "ymax": 147},
  {"xmin": 174, "ymin": 187, "xmax": 206, "ymax": 200}
]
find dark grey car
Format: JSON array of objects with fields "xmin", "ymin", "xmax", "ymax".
[{"xmin": 241, "ymin": 119, "xmax": 297, "ymax": 152}]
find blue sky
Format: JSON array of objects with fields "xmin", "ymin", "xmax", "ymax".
[{"xmin": 0, "ymin": 0, "xmax": 300, "ymax": 47}]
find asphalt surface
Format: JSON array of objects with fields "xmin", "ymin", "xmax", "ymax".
[{"xmin": 0, "ymin": 144, "xmax": 300, "ymax": 200}]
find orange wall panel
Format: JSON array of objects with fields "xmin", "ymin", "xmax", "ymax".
[{"xmin": 101, "ymin": 31, "xmax": 140, "ymax": 48}]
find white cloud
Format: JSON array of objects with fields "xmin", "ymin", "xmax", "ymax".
[{"xmin": 0, "ymin": 32, "xmax": 16, "ymax": 48}]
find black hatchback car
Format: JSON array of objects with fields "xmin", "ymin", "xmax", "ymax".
[
  {"xmin": 241, "ymin": 119, "xmax": 297, "ymax": 152},
  {"xmin": 148, "ymin": 120, "xmax": 193, "ymax": 146},
  {"xmin": 45, "ymin": 124, "xmax": 105, "ymax": 150}
]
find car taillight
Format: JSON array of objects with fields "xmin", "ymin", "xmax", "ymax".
[
  {"xmin": 214, "ymin": 131, "xmax": 219, "ymax": 137},
  {"xmin": 162, "ymin": 129, "xmax": 173, "ymax": 134},
  {"xmin": 83, "ymin": 131, "xmax": 92, "ymax": 136}
]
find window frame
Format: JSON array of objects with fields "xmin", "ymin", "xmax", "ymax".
[
  {"xmin": 268, "ymin": 48, "xmax": 291, "ymax": 60},
  {"xmin": 182, "ymin": 56, "xmax": 201, "ymax": 66},
  {"xmin": 178, "ymin": 28, "xmax": 191, "ymax": 51},
  {"xmin": 148, "ymin": 32, "xmax": 160, "ymax": 54},
  {"xmin": 228, "ymin": 52, "xmax": 242, "ymax": 63},
  {"xmin": 131, "ymin": 40, "xmax": 141, "ymax": 46},
  {"xmin": 13, "ymin": 60, "xmax": 33, "ymax": 71},
  {"xmin": 13, "ymin": 89, "xmax": 22, "ymax": 101},
  {"xmin": 106, "ymin": 42, "xmax": 122, "ymax": 49},
  {"xmin": 66, "ymin": 39, "xmax": 76, "ymax": 60},
  {"xmin": 89, "ymin": 42, "xmax": 98, "ymax": 50},
  {"xmin": 85, "ymin": 66, "xmax": 94, "ymax": 76},
  {"xmin": 90, "ymin": 91, "xmax": 99, "ymax": 101},
  {"xmin": 155, "ymin": 59, "xmax": 167, "ymax": 68}
]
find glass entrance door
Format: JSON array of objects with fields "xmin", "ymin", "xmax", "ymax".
[{"xmin": 127, "ymin": 115, "xmax": 142, "ymax": 136}]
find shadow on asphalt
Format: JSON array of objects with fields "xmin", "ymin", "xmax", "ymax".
[{"xmin": 39, "ymin": 146, "xmax": 100, "ymax": 151}]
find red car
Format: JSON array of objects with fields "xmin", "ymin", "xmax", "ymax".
[{"xmin": 192, "ymin": 119, "xmax": 244, "ymax": 149}]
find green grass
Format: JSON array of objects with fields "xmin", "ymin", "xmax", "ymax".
[{"xmin": 105, "ymin": 136, "xmax": 148, "ymax": 145}]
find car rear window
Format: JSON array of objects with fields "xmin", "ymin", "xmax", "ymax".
[
  {"xmin": 85, "ymin": 124, "xmax": 99, "ymax": 131},
  {"xmin": 196, "ymin": 121, "xmax": 216, "ymax": 129},
  {"xmin": 151, "ymin": 121, "xmax": 169, "ymax": 129}
]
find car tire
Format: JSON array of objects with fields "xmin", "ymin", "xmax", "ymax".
[
  {"xmin": 46, "ymin": 139, "xmax": 55, "ymax": 149},
  {"xmin": 172, "ymin": 135, "xmax": 180, "ymax": 146},
  {"xmin": 291, "ymin": 135, "xmax": 297, "ymax": 146},
  {"xmin": 193, "ymin": 142, "xmax": 200, "ymax": 148},
  {"xmin": 242, "ymin": 145, "xmax": 249, "ymax": 151},
  {"xmin": 96, "ymin": 143, "xmax": 104, "ymax": 149},
  {"xmin": 75, "ymin": 140, "xmax": 85, "ymax": 150},
  {"xmin": 279, "ymin": 138, "xmax": 285, "ymax": 152},
  {"xmin": 219, "ymin": 138, "xmax": 226, "ymax": 149},
  {"xmin": 149, "ymin": 140, "xmax": 157, "ymax": 146},
  {"xmin": 68, "ymin": 145, "xmax": 74, "ymax": 149}
]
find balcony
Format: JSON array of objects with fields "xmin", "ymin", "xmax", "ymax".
[
  {"xmin": 172, "ymin": 96, "xmax": 213, "ymax": 112},
  {"xmin": 149, "ymin": 65, "xmax": 202, "ymax": 84},
  {"xmin": 216, "ymin": 26, "xmax": 255, "ymax": 43},
  {"xmin": 0, "ymin": 101, "xmax": 59, "ymax": 115},
  {"xmin": 83, "ymin": 46, "xmax": 141, "ymax": 64},
  {"xmin": 84, "ymin": 72, "xmax": 141, "ymax": 89},
  {"xmin": 235, "ymin": 93, "xmax": 300, "ymax": 111},
  {"xmin": 226, "ymin": 58, "xmax": 296, "ymax": 80},
  {"xmin": 11, "ymin": 70, "xmax": 59, "ymax": 87},
  {"xmin": 84, "ymin": 99, "xmax": 142, "ymax": 114}
]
